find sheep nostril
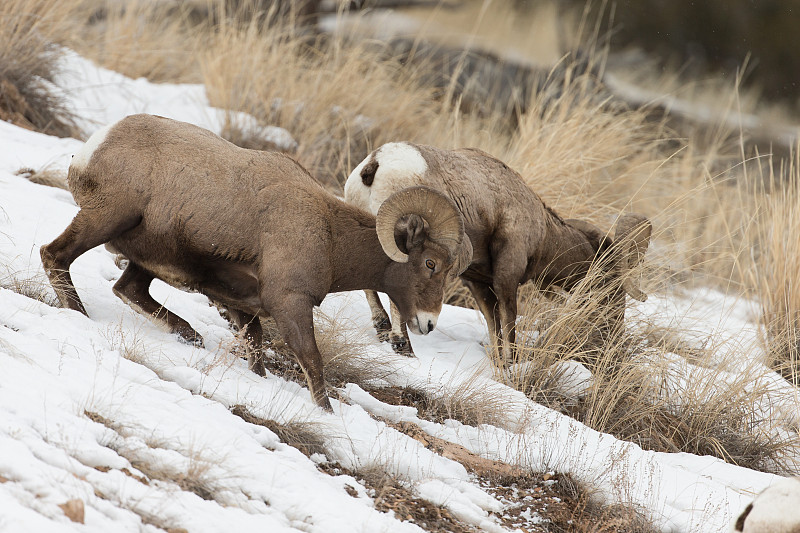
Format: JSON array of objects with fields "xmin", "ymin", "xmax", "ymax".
[{"xmin": 427, "ymin": 320, "xmax": 434, "ymax": 333}]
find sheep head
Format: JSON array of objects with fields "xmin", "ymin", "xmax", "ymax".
[
  {"xmin": 611, "ymin": 214, "xmax": 652, "ymax": 301},
  {"xmin": 375, "ymin": 186, "xmax": 469, "ymax": 335},
  {"xmin": 566, "ymin": 214, "xmax": 651, "ymax": 301}
]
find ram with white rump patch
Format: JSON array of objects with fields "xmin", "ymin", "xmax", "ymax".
[
  {"xmin": 345, "ymin": 142, "xmax": 652, "ymax": 362},
  {"xmin": 40, "ymin": 114, "xmax": 468, "ymax": 409},
  {"xmin": 731, "ymin": 476, "xmax": 800, "ymax": 532}
]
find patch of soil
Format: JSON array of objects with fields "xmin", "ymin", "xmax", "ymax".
[
  {"xmin": 480, "ymin": 472, "xmax": 571, "ymax": 532},
  {"xmin": 317, "ymin": 462, "xmax": 479, "ymax": 533},
  {"xmin": 367, "ymin": 385, "xmax": 454, "ymax": 424}
]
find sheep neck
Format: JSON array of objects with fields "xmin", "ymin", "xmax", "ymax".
[
  {"xmin": 327, "ymin": 202, "xmax": 393, "ymax": 294},
  {"xmin": 527, "ymin": 221, "xmax": 599, "ymax": 290}
]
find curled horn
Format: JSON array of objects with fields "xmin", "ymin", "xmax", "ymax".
[
  {"xmin": 376, "ymin": 186, "xmax": 465, "ymax": 264},
  {"xmin": 613, "ymin": 214, "xmax": 652, "ymax": 302},
  {"xmin": 453, "ymin": 234, "xmax": 473, "ymax": 275}
]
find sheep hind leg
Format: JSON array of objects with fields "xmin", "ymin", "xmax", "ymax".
[
  {"xmin": 226, "ymin": 308, "xmax": 265, "ymax": 376},
  {"xmin": 40, "ymin": 207, "xmax": 140, "ymax": 315},
  {"xmin": 389, "ymin": 300, "xmax": 414, "ymax": 357},
  {"xmin": 112, "ymin": 262, "xmax": 203, "ymax": 347},
  {"xmin": 364, "ymin": 290, "xmax": 391, "ymax": 341}
]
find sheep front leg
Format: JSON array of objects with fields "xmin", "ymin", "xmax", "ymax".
[
  {"xmin": 494, "ymin": 284, "xmax": 519, "ymax": 367},
  {"xmin": 464, "ymin": 280, "xmax": 501, "ymax": 355},
  {"xmin": 364, "ymin": 290, "xmax": 391, "ymax": 340},
  {"xmin": 363, "ymin": 291, "xmax": 414, "ymax": 356},
  {"xmin": 389, "ymin": 300, "xmax": 414, "ymax": 356},
  {"xmin": 270, "ymin": 296, "xmax": 331, "ymax": 410}
]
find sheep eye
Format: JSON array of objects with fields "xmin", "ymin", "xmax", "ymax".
[{"xmin": 425, "ymin": 259, "xmax": 436, "ymax": 270}]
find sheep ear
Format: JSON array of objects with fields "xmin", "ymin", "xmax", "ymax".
[{"xmin": 394, "ymin": 214, "xmax": 429, "ymax": 254}]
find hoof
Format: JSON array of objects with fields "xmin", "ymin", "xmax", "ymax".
[
  {"xmin": 390, "ymin": 335, "xmax": 415, "ymax": 357},
  {"xmin": 249, "ymin": 357, "xmax": 266, "ymax": 377},
  {"xmin": 373, "ymin": 317, "xmax": 391, "ymax": 339},
  {"xmin": 316, "ymin": 394, "xmax": 333, "ymax": 411},
  {"xmin": 176, "ymin": 328, "xmax": 204, "ymax": 348}
]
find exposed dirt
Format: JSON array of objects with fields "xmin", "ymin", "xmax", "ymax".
[{"xmin": 318, "ymin": 461, "xmax": 479, "ymax": 533}]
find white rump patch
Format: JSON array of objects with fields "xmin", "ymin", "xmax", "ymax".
[
  {"xmin": 737, "ymin": 477, "xmax": 800, "ymax": 532},
  {"xmin": 70, "ymin": 121, "xmax": 115, "ymax": 172},
  {"xmin": 343, "ymin": 142, "xmax": 428, "ymax": 215},
  {"xmin": 343, "ymin": 154, "xmax": 374, "ymax": 210}
]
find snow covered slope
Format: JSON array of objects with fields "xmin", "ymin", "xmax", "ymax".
[{"xmin": 0, "ymin": 51, "xmax": 797, "ymax": 532}]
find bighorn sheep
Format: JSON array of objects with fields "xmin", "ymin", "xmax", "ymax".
[
  {"xmin": 732, "ymin": 476, "xmax": 800, "ymax": 533},
  {"xmin": 40, "ymin": 115, "xmax": 468, "ymax": 409},
  {"xmin": 344, "ymin": 142, "xmax": 651, "ymax": 362}
]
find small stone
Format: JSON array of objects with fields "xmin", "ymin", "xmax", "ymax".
[{"xmin": 58, "ymin": 499, "xmax": 85, "ymax": 524}]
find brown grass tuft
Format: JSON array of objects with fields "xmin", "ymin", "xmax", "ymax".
[
  {"xmin": 508, "ymin": 276, "xmax": 799, "ymax": 472},
  {"xmin": 0, "ymin": 0, "xmax": 80, "ymax": 137},
  {"xmin": 318, "ymin": 462, "xmax": 476, "ymax": 533},
  {"xmin": 200, "ymin": 13, "xmax": 498, "ymax": 190},
  {"xmin": 230, "ymin": 404, "xmax": 326, "ymax": 457},
  {"xmin": 756, "ymin": 165, "xmax": 800, "ymax": 386},
  {"xmin": 69, "ymin": 0, "xmax": 203, "ymax": 83},
  {"xmin": 0, "ymin": 270, "xmax": 61, "ymax": 308}
]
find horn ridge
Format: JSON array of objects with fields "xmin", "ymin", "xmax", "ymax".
[{"xmin": 376, "ymin": 186, "xmax": 465, "ymax": 263}]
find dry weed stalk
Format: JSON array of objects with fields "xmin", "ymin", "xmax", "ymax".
[{"xmin": 0, "ymin": 269, "xmax": 62, "ymax": 308}]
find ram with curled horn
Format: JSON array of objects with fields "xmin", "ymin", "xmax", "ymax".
[
  {"xmin": 345, "ymin": 142, "xmax": 652, "ymax": 363},
  {"xmin": 40, "ymin": 114, "xmax": 469, "ymax": 409}
]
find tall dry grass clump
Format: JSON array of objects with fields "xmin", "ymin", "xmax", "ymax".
[
  {"xmin": 756, "ymin": 158, "xmax": 800, "ymax": 385},
  {"xmin": 0, "ymin": 0, "xmax": 80, "ymax": 137},
  {"xmin": 67, "ymin": 0, "xmax": 203, "ymax": 83},
  {"xmin": 504, "ymin": 256, "xmax": 800, "ymax": 473},
  {"xmin": 200, "ymin": 11, "xmax": 496, "ymax": 189}
]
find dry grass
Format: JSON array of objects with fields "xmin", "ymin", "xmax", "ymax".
[
  {"xmin": 755, "ymin": 162, "xmax": 800, "ymax": 385},
  {"xmin": 0, "ymin": 270, "xmax": 61, "ymax": 308},
  {"xmin": 85, "ymin": 409, "xmax": 221, "ymax": 502},
  {"xmin": 506, "ymin": 268, "xmax": 799, "ymax": 473},
  {"xmin": 481, "ymin": 471, "xmax": 659, "ymax": 532},
  {"xmin": 0, "ymin": 0, "xmax": 81, "ymax": 137},
  {"xmin": 319, "ymin": 462, "xmax": 478, "ymax": 533},
  {"xmin": 229, "ymin": 404, "xmax": 327, "ymax": 457},
  {"xmin": 66, "ymin": 0, "xmax": 203, "ymax": 83},
  {"xmin": 199, "ymin": 9, "xmax": 504, "ymax": 189},
  {"xmin": 12, "ymin": 0, "xmax": 800, "ymax": 484}
]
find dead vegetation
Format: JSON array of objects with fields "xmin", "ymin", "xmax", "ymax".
[
  {"xmin": 6, "ymin": 0, "xmax": 800, "ymax": 527},
  {"xmin": 319, "ymin": 461, "xmax": 478, "ymax": 533},
  {"xmin": 84, "ymin": 409, "xmax": 220, "ymax": 502},
  {"xmin": 0, "ymin": 0, "xmax": 81, "ymax": 137},
  {"xmin": 229, "ymin": 404, "xmax": 327, "ymax": 457},
  {"xmin": 505, "ymin": 282, "xmax": 799, "ymax": 473},
  {"xmin": 0, "ymin": 270, "xmax": 62, "ymax": 308}
]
